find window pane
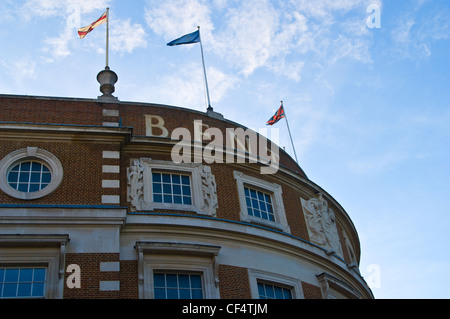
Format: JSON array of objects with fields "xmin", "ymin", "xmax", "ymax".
[
  {"xmin": 265, "ymin": 285, "xmax": 275, "ymax": 299},
  {"xmin": 162, "ymin": 174, "xmax": 171, "ymax": 183},
  {"xmin": 181, "ymin": 175, "xmax": 190, "ymax": 185},
  {"xmin": 19, "ymin": 172, "xmax": 30, "ymax": 183},
  {"xmin": 162, "ymin": 183, "xmax": 171, "ymax": 194},
  {"xmin": 172, "ymin": 184, "xmax": 181, "ymax": 195},
  {"xmin": 173, "ymin": 195, "xmax": 182, "ymax": 204},
  {"xmin": 18, "ymin": 183, "xmax": 29, "ymax": 192},
  {"xmin": 41, "ymin": 173, "xmax": 51, "ymax": 184},
  {"xmin": 8, "ymin": 172, "xmax": 18, "ymax": 183},
  {"xmin": 154, "ymin": 274, "xmax": 165, "ymax": 287},
  {"xmin": 171, "ymin": 174, "xmax": 180, "ymax": 184},
  {"xmin": 17, "ymin": 283, "xmax": 32, "ymax": 297},
  {"xmin": 274, "ymin": 286, "xmax": 284, "ymax": 299},
  {"xmin": 178, "ymin": 275, "xmax": 190, "ymax": 288},
  {"xmin": 31, "ymin": 162, "xmax": 42, "ymax": 172},
  {"xmin": 5, "ymin": 269, "xmax": 19, "ymax": 282},
  {"xmin": 179, "ymin": 289, "xmax": 191, "ymax": 299},
  {"xmin": 33, "ymin": 268, "xmax": 46, "ymax": 282},
  {"xmin": 153, "ymin": 183, "xmax": 162, "ymax": 194},
  {"xmin": 153, "ymin": 194, "xmax": 162, "ymax": 203},
  {"xmin": 30, "ymin": 173, "xmax": 41, "ymax": 183},
  {"xmin": 190, "ymin": 275, "xmax": 202, "ymax": 289},
  {"xmin": 183, "ymin": 196, "xmax": 192, "ymax": 205},
  {"xmin": 182, "ymin": 186, "xmax": 191, "ymax": 196},
  {"xmin": 29, "ymin": 184, "xmax": 40, "ymax": 192},
  {"xmin": 258, "ymin": 283, "xmax": 265, "ymax": 298},
  {"xmin": 3, "ymin": 283, "xmax": 17, "ymax": 297},
  {"xmin": 32, "ymin": 283, "xmax": 45, "ymax": 297},
  {"xmin": 166, "ymin": 274, "xmax": 177, "ymax": 288},
  {"xmin": 167, "ymin": 288, "xmax": 178, "ymax": 299},
  {"xmin": 283, "ymin": 289, "xmax": 292, "ymax": 299},
  {"xmin": 192, "ymin": 289, "xmax": 203, "ymax": 299},
  {"xmin": 163, "ymin": 195, "xmax": 172, "ymax": 203},
  {"xmin": 19, "ymin": 269, "xmax": 33, "ymax": 282},
  {"xmin": 20, "ymin": 162, "xmax": 30, "ymax": 171},
  {"xmin": 154, "ymin": 288, "xmax": 166, "ymax": 299},
  {"xmin": 152, "ymin": 172, "xmax": 161, "ymax": 182}
]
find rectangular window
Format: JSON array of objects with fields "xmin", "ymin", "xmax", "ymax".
[
  {"xmin": 152, "ymin": 172, "xmax": 192, "ymax": 205},
  {"xmin": 257, "ymin": 281, "xmax": 292, "ymax": 299},
  {"xmin": 0, "ymin": 267, "xmax": 46, "ymax": 299},
  {"xmin": 153, "ymin": 272, "xmax": 203, "ymax": 299},
  {"xmin": 244, "ymin": 186, "xmax": 275, "ymax": 222}
]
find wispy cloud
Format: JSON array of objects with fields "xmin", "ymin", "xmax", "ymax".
[
  {"xmin": 17, "ymin": 0, "xmax": 147, "ymax": 61},
  {"xmin": 391, "ymin": 0, "xmax": 450, "ymax": 60}
]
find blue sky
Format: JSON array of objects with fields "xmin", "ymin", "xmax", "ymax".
[{"xmin": 1, "ymin": 0, "xmax": 449, "ymax": 299}]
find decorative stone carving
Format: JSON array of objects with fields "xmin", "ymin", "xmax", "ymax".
[
  {"xmin": 200, "ymin": 166, "xmax": 218, "ymax": 215},
  {"xmin": 301, "ymin": 193, "xmax": 343, "ymax": 256},
  {"xmin": 126, "ymin": 158, "xmax": 218, "ymax": 216},
  {"xmin": 127, "ymin": 159, "xmax": 145, "ymax": 211}
]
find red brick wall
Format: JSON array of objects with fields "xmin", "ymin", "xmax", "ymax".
[
  {"xmin": 64, "ymin": 253, "xmax": 119, "ymax": 299},
  {"xmin": 218, "ymin": 265, "xmax": 251, "ymax": 299},
  {"xmin": 302, "ymin": 281, "xmax": 323, "ymax": 299}
]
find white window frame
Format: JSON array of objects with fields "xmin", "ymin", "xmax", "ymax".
[
  {"xmin": 0, "ymin": 235, "xmax": 68, "ymax": 299},
  {"xmin": 135, "ymin": 242, "xmax": 221, "ymax": 299},
  {"xmin": 0, "ymin": 147, "xmax": 63, "ymax": 200},
  {"xmin": 248, "ymin": 269, "xmax": 304, "ymax": 299},
  {"xmin": 128, "ymin": 159, "xmax": 218, "ymax": 216},
  {"xmin": 234, "ymin": 171, "xmax": 290, "ymax": 233}
]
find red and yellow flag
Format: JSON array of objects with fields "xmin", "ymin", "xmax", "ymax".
[{"xmin": 78, "ymin": 10, "xmax": 107, "ymax": 39}]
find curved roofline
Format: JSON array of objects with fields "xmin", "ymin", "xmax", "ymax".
[{"xmin": 0, "ymin": 93, "xmax": 307, "ymax": 177}]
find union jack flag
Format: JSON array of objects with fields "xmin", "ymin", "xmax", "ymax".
[{"xmin": 266, "ymin": 105, "xmax": 285, "ymax": 125}]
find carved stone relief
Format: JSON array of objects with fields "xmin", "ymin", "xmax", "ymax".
[
  {"xmin": 127, "ymin": 158, "xmax": 218, "ymax": 216},
  {"xmin": 301, "ymin": 193, "xmax": 343, "ymax": 256},
  {"xmin": 199, "ymin": 166, "xmax": 218, "ymax": 215},
  {"xmin": 127, "ymin": 159, "xmax": 145, "ymax": 211}
]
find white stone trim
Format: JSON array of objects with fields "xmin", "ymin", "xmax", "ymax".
[
  {"xmin": 102, "ymin": 180, "xmax": 120, "ymax": 188},
  {"xmin": 248, "ymin": 268, "xmax": 304, "ymax": 299},
  {"xmin": 102, "ymin": 195, "xmax": 120, "ymax": 204},
  {"xmin": 102, "ymin": 165, "xmax": 120, "ymax": 173},
  {"xmin": 0, "ymin": 147, "xmax": 63, "ymax": 200},
  {"xmin": 102, "ymin": 151, "xmax": 120, "ymax": 159},
  {"xmin": 136, "ymin": 242, "xmax": 220, "ymax": 299},
  {"xmin": 100, "ymin": 262, "xmax": 120, "ymax": 272},
  {"xmin": 103, "ymin": 109, "xmax": 119, "ymax": 117},
  {"xmin": 102, "ymin": 122, "xmax": 119, "ymax": 127},
  {"xmin": 99, "ymin": 281, "xmax": 120, "ymax": 291},
  {"xmin": 233, "ymin": 171, "xmax": 290, "ymax": 233}
]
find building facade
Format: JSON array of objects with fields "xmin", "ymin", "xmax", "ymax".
[{"xmin": 0, "ymin": 71, "xmax": 373, "ymax": 299}]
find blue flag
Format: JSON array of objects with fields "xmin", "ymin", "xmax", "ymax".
[{"xmin": 167, "ymin": 30, "xmax": 200, "ymax": 46}]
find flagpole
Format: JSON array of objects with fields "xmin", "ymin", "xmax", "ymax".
[
  {"xmin": 198, "ymin": 26, "xmax": 212, "ymax": 111},
  {"xmin": 282, "ymin": 101, "xmax": 299, "ymax": 163},
  {"xmin": 106, "ymin": 7, "xmax": 109, "ymax": 69}
]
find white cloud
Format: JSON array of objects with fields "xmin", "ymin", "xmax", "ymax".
[
  {"xmin": 110, "ymin": 19, "xmax": 147, "ymax": 55},
  {"xmin": 144, "ymin": 0, "xmax": 213, "ymax": 40},
  {"xmin": 390, "ymin": 1, "xmax": 450, "ymax": 60},
  {"xmin": 1, "ymin": 55, "xmax": 37, "ymax": 82},
  {"xmin": 130, "ymin": 62, "xmax": 238, "ymax": 110}
]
